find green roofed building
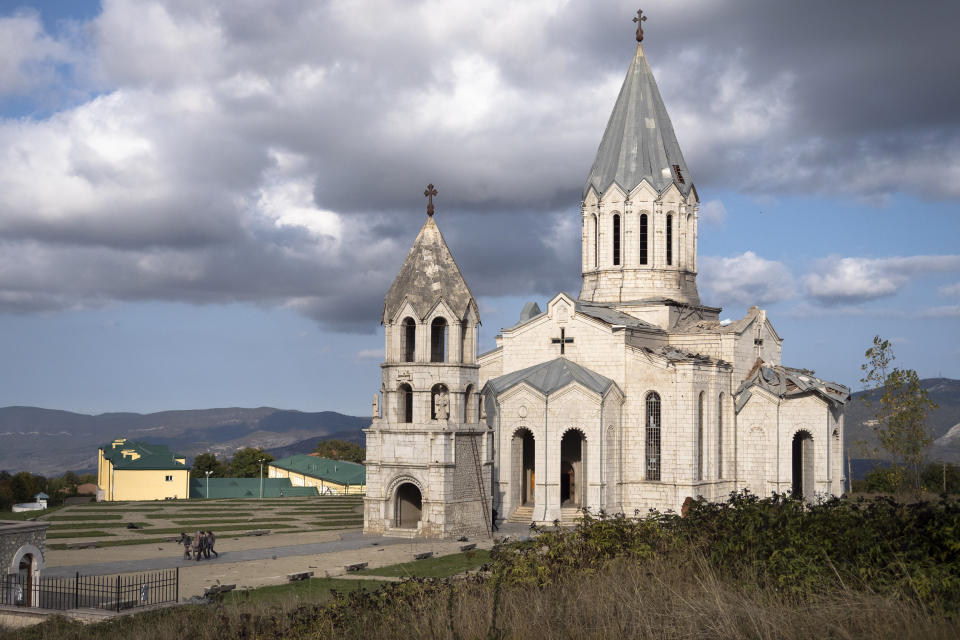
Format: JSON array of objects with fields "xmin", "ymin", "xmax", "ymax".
[
  {"xmin": 268, "ymin": 455, "xmax": 366, "ymax": 495},
  {"xmin": 190, "ymin": 477, "xmax": 319, "ymax": 499},
  {"xmin": 97, "ymin": 437, "xmax": 191, "ymax": 501}
]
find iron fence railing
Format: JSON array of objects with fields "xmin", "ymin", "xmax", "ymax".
[{"xmin": 0, "ymin": 568, "xmax": 178, "ymax": 612}]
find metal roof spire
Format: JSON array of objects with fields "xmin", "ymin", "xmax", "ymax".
[{"xmin": 582, "ymin": 11, "xmax": 693, "ymax": 199}]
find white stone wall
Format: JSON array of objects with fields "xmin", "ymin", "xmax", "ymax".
[{"xmin": 735, "ymin": 389, "xmax": 844, "ymax": 500}]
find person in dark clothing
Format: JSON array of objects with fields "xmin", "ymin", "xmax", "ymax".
[
  {"xmin": 492, "ymin": 508, "xmax": 499, "ymax": 532},
  {"xmin": 205, "ymin": 530, "xmax": 218, "ymax": 558},
  {"xmin": 179, "ymin": 532, "xmax": 191, "ymax": 559}
]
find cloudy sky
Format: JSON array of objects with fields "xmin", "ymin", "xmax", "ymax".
[{"xmin": 0, "ymin": 0, "xmax": 958, "ymax": 415}]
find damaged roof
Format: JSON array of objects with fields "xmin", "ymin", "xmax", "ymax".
[
  {"xmin": 576, "ymin": 300, "xmax": 662, "ymax": 331},
  {"xmin": 641, "ymin": 345, "xmax": 730, "ymax": 367},
  {"xmin": 382, "ymin": 216, "xmax": 478, "ymax": 324},
  {"xmin": 584, "ymin": 42, "xmax": 694, "ymax": 199},
  {"xmin": 736, "ymin": 362, "xmax": 850, "ymax": 409},
  {"xmin": 485, "ymin": 357, "xmax": 617, "ymax": 397}
]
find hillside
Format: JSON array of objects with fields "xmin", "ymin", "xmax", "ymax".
[
  {"xmin": 0, "ymin": 406, "xmax": 370, "ymax": 475},
  {"xmin": 845, "ymin": 378, "xmax": 960, "ymax": 463}
]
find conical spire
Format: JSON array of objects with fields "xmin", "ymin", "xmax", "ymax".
[
  {"xmin": 583, "ymin": 41, "xmax": 693, "ymax": 199},
  {"xmin": 382, "ymin": 215, "xmax": 477, "ymax": 325}
]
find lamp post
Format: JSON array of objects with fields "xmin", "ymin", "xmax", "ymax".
[
  {"xmin": 205, "ymin": 470, "xmax": 212, "ymax": 499},
  {"xmin": 259, "ymin": 458, "xmax": 266, "ymax": 500}
]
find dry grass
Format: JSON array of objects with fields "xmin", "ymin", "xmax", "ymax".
[{"xmin": 6, "ymin": 554, "xmax": 956, "ymax": 640}]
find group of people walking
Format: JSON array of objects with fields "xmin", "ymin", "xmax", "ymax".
[{"xmin": 178, "ymin": 530, "xmax": 218, "ymax": 560}]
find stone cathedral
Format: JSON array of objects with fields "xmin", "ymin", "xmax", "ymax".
[{"xmin": 364, "ymin": 18, "xmax": 850, "ymax": 538}]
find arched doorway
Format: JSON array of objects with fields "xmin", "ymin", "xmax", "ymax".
[
  {"xmin": 17, "ymin": 554, "xmax": 32, "ymax": 606},
  {"xmin": 395, "ymin": 483, "xmax": 422, "ymax": 529},
  {"xmin": 560, "ymin": 429, "xmax": 585, "ymax": 507},
  {"xmin": 512, "ymin": 429, "xmax": 535, "ymax": 506},
  {"xmin": 792, "ymin": 431, "xmax": 814, "ymax": 500}
]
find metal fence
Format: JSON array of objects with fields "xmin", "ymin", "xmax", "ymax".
[{"xmin": 0, "ymin": 568, "xmax": 178, "ymax": 612}]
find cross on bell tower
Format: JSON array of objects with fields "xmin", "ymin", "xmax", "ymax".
[
  {"xmin": 551, "ymin": 328, "xmax": 574, "ymax": 355},
  {"xmin": 424, "ymin": 183, "xmax": 438, "ymax": 216},
  {"xmin": 633, "ymin": 9, "xmax": 647, "ymax": 43}
]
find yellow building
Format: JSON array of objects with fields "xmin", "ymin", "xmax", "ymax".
[
  {"xmin": 97, "ymin": 438, "xmax": 190, "ymax": 501},
  {"xmin": 268, "ymin": 455, "xmax": 365, "ymax": 495}
]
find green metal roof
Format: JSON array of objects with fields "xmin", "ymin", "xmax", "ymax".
[
  {"xmin": 189, "ymin": 478, "xmax": 319, "ymax": 499},
  {"xmin": 101, "ymin": 439, "xmax": 189, "ymax": 471},
  {"xmin": 270, "ymin": 455, "xmax": 366, "ymax": 486}
]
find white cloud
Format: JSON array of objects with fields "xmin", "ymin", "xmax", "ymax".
[
  {"xmin": 803, "ymin": 255, "xmax": 960, "ymax": 304},
  {"xmin": 939, "ymin": 282, "xmax": 960, "ymax": 296},
  {"xmin": 0, "ymin": 10, "xmax": 73, "ymax": 97},
  {"xmin": 699, "ymin": 251, "xmax": 796, "ymax": 306},
  {"xmin": 700, "ymin": 199, "xmax": 727, "ymax": 226},
  {"xmin": 355, "ymin": 348, "xmax": 382, "ymax": 360}
]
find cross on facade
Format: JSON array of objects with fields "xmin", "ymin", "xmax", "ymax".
[
  {"xmin": 633, "ymin": 9, "xmax": 647, "ymax": 43},
  {"xmin": 551, "ymin": 327, "xmax": 574, "ymax": 355},
  {"xmin": 424, "ymin": 183, "xmax": 438, "ymax": 216}
]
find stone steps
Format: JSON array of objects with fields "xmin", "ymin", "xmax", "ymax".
[{"xmin": 506, "ymin": 505, "xmax": 533, "ymax": 523}]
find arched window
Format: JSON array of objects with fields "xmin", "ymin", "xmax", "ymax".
[
  {"xmin": 645, "ymin": 392, "xmax": 661, "ymax": 481},
  {"xmin": 696, "ymin": 392, "xmax": 704, "ymax": 481},
  {"xmin": 612, "ymin": 214, "xmax": 621, "ymax": 266},
  {"xmin": 398, "ymin": 384, "xmax": 413, "ymax": 423},
  {"xmin": 592, "ymin": 213, "xmax": 598, "ymax": 268},
  {"xmin": 401, "ymin": 317, "xmax": 416, "ymax": 362},
  {"xmin": 430, "ymin": 384, "xmax": 449, "ymax": 420},
  {"xmin": 717, "ymin": 393, "xmax": 724, "ymax": 479},
  {"xmin": 639, "ymin": 213, "xmax": 648, "ymax": 265},
  {"xmin": 463, "ymin": 384, "xmax": 474, "ymax": 423},
  {"xmin": 430, "ymin": 317, "xmax": 447, "ymax": 362},
  {"xmin": 666, "ymin": 214, "xmax": 673, "ymax": 266}
]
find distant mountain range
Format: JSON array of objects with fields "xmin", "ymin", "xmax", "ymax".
[
  {"xmin": 846, "ymin": 378, "xmax": 960, "ymax": 465},
  {"xmin": 3, "ymin": 378, "xmax": 957, "ymax": 478},
  {"xmin": 0, "ymin": 406, "xmax": 370, "ymax": 475}
]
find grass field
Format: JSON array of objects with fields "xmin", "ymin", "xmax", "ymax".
[
  {"xmin": 47, "ymin": 530, "xmax": 115, "ymax": 539},
  {"xmin": 358, "ymin": 550, "xmax": 491, "ymax": 578},
  {"xmin": 219, "ymin": 577, "xmax": 388, "ymax": 606},
  {"xmin": 13, "ymin": 496, "xmax": 366, "ymax": 546}
]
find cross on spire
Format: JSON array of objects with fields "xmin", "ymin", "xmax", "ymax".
[
  {"xmin": 424, "ymin": 183, "xmax": 438, "ymax": 216},
  {"xmin": 551, "ymin": 327, "xmax": 574, "ymax": 355},
  {"xmin": 633, "ymin": 9, "xmax": 647, "ymax": 42}
]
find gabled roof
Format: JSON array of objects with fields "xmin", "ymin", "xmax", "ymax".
[
  {"xmin": 584, "ymin": 42, "xmax": 693, "ymax": 199},
  {"xmin": 100, "ymin": 439, "xmax": 188, "ymax": 471},
  {"xmin": 382, "ymin": 216, "xmax": 477, "ymax": 324},
  {"xmin": 736, "ymin": 362, "xmax": 850, "ymax": 408},
  {"xmin": 485, "ymin": 357, "xmax": 616, "ymax": 397},
  {"xmin": 270, "ymin": 455, "xmax": 366, "ymax": 486}
]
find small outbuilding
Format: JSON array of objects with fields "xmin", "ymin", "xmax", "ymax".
[
  {"xmin": 0, "ymin": 520, "xmax": 49, "ymax": 607},
  {"xmin": 268, "ymin": 456, "xmax": 366, "ymax": 495}
]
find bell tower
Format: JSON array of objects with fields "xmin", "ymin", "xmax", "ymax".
[
  {"xmin": 579, "ymin": 14, "xmax": 701, "ymax": 306},
  {"xmin": 363, "ymin": 185, "xmax": 492, "ymax": 539}
]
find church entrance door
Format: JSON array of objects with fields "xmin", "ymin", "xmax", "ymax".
[
  {"xmin": 791, "ymin": 431, "xmax": 814, "ymax": 500},
  {"xmin": 512, "ymin": 429, "xmax": 536, "ymax": 507},
  {"xmin": 17, "ymin": 555, "xmax": 32, "ymax": 606},
  {"xmin": 395, "ymin": 483, "xmax": 422, "ymax": 529},
  {"xmin": 560, "ymin": 429, "xmax": 585, "ymax": 507}
]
